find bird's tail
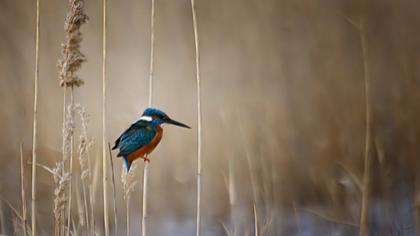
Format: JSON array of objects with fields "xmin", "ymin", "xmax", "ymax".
[{"xmin": 122, "ymin": 156, "xmax": 133, "ymax": 171}]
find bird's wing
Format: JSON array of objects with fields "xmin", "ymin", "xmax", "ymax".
[{"xmin": 113, "ymin": 121, "xmax": 156, "ymax": 157}]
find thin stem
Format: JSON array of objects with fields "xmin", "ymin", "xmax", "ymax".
[
  {"xmin": 142, "ymin": 0, "xmax": 156, "ymax": 235},
  {"xmin": 61, "ymin": 88, "xmax": 66, "ymax": 236},
  {"xmin": 102, "ymin": 0, "xmax": 109, "ymax": 235},
  {"xmin": 108, "ymin": 143, "xmax": 118, "ymax": 236},
  {"xmin": 81, "ymin": 181, "xmax": 89, "ymax": 235},
  {"xmin": 67, "ymin": 87, "xmax": 74, "ymax": 236},
  {"xmin": 20, "ymin": 144, "xmax": 27, "ymax": 236},
  {"xmin": 189, "ymin": 0, "xmax": 203, "ymax": 235},
  {"xmin": 142, "ymin": 163, "xmax": 149, "ymax": 236},
  {"xmin": 148, "ymin": 0, "xmax": 155, "ymax": 108},
  {"xmin": 31, "ymin": 0, "xmax": 40, "ymax": 234},
  {"xmin": 61, "ymin": 93, "xmax": 67, "ymax": 236},
  {"xmin": 126, "ymin": 196, "xmax": 130, "ymax": 236},
  {"xmin": 253, "ymin": 203, "xmax": 259, "ymax": 236},
  {"xmin": 359, "ymin": 18, "xmax": 372, "ymax": 236}
]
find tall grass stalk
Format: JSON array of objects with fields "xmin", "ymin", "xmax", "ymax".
[
  {"xmin": 31, "ymin": 0, "xmax": 40, "ymax": 234},
  {"xmin": 253, "ymin": 203, "xmax": 259, "ymax": 236},
  {"xmin": 343, "ymin": 15, "xmax": 373, "ymax": 235},
  {"xmin": 20, "ymin": 144, "xmax": 27, "ymax": 236},
  {"xmin": 57, "ymin": 0, "xmax": 88, "ymax": 234},
  {"xmin": 358, "ymin": 18, "xmax": 372, "ymax": 236},
  {"xmin": 189, "ymin": 0, "xmax": 203, "ymax": 235},
  {"xmin": 60, "ymin": 87, "xmax": 67, "ymax": 236},
  {"xmin": 75, "ymin": 178, "xmax": 84, "ymax": 228},
  {"xmin": 108, "ymin": 143, "xmax": 118, "ymax": 236},
  {"xmin": 76, "ymin": 105, "xmax": 93, "ymax": 235},
  {"xmin": 142, "ymin": 0, "xmax": 156, "ymax": 235},
  {"xmin": 102, "ymin": 0, "xmax": 109, "ymax": 235},
  {"xmin": 90, "ymin": 151, "xmax": 101, "ymax": 235},
  {"xmin": 142, "ymin": 164, "xmax": 149, "ymax": 236},
  {"xmin": 122, "ymin": 164, "xmax": 137, "ymax": 236},
  {"xmin": 66, "ymin": 88, "xmax": 75, "ymax": 236}
]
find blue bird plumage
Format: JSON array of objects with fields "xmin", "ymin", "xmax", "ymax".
[{"xmin": 113, "ymin": 107, "xmax": 191, "ymax": 171}]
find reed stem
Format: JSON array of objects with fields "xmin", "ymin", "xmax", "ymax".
[
  {"xmin": 20, "ymin": 144, "xmax": 27, "ymax": 236},
  {"xmin": 31, "ymin": 0, "xmax": 40, "ymax": 234},
  {"xmin": 66, "ymin": 87, "xmax": 75, "ymax": 236},
  {"xmin": 102, "ymin": 0, "xmax": 109, "ymax": 235},
  {"xmin": 108, "ymin": 143, "xmax": 118, "ymax": 236},
  {"xmin": 189, "ymin": 0, "xmax": 203, "ymax": 235},
  {"xmin": 358, "ymin": 18, "xmax": 372, "ymax": 236},
  {"xmin": 142, "ymin": 0, "xmax": 156, "ymax": 235}
]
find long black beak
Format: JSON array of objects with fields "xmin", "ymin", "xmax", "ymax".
[{"xmin": 165, "ymin": 117, "xmax": 191, "ymax": 129}]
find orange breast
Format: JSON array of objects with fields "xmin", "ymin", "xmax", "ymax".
[{"xmin": 127, "ymin": 125, "xmax": 163, "ymax": 163}]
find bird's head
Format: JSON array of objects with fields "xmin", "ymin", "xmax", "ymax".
[{"xmin": 140, "ymin": 107, "xmax": 191, "ymax": 128}]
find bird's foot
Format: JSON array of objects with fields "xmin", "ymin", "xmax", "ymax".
[{"xmin": 143, "ymin": 156, "xmax": 151, "ymax": 163}]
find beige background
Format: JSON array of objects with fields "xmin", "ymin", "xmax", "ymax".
[{"xmin": 0, "ymin": 0, "xmax": 419, "ymax": 235}]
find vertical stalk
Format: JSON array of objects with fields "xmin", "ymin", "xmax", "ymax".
[
  {"xmin": 102, "ymin": 0, "xmax": 109, "ymax": 235},
  {"xmin": 31, "ymin": 0, "xmax": 40, "ymax": 234},
  {"xmin": 190, "ymin": 0, "xmax": 203, "ymax": 235},
  {"xmin": 82, "ymin": 179, "xmax": 89, "ymax": 235},
  {"xmin": 61, "ymin": 88, "xmax": 67, "ymax": 235},
  {"xmin": 253, "ymin": 203, "xmax": 259, "ymax": 236},
  {"xmin": 66, "ymin": 86, "xmax": 74, "ymax": 236},
  {"xmin": 108, "ymin": 143, "xmax": 118, "ymax": 236},
  {"xmin": 142, "ymin": 164, "xmax": 148, "ymax": 236},
  {"xmin": 126, "ymin": 197, "xmax": 130, "ymax": 236},
  {"xmin": 61, "ymin": 86, "xmax": 67, "ymax": 235},
  {"xmin": 20, "ymin": 144, "xmax": 27, "ymax": 236},
  {"xmin": 358, "ymin": 18, "xmax": 372, "ymax": 236},
  {"xmin": 142, "ymin": 0, "xmax": 155, "ymax": 235},
  {"xmin": 148, "ymin": 0, "xmax": 155, "ymax": 108}
]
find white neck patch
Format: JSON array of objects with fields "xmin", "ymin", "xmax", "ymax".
[{"xmin": 140, "ymin": 116, "xmax": 153, "ymax": 122}]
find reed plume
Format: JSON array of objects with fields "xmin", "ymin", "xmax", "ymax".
[
  {"xmin": 57, "ymin": 0, "xmax": 88, "ymax": 235},
  {"xmin": 76, "ymin": 105, "xmax": 93, "ymax": 234},
  {"xmin": 58, "ymin": 0, "xmax": 88, "ymax": 88}
]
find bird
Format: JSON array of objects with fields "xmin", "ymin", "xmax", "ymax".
[{"xmin": 112, "ymin": 107, "xmax": 190, "ymax": 171}]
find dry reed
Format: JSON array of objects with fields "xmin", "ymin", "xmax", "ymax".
[
  {"xmin": 189, "ymin": 0, "xmax": 203, "ymax": 235},
  {"xmin": 141, "ymin": 0, "xmax": 156, "ymax": 235},
  {"xmin": 101, "ymin": 0, "xmax": 109, "ymax": 235},
  {"xmin": 346, "ymin": 16, "xmax": 372, "ymax": 236},
  {"xmin": 108, "ymin": 142, "xmax": 118, "ymax": 236},
  {"xmin": 57, "ymin": 0, "xmax": 88, "ymax": 235},
  {"xmin": 75, "ymin": 105, "xmax": 93, "ymax": 235},
  {"xmin": 31, "ymin": 0, "xmax": 40, "ymax": 235},
  {"xmin": 20, "ymin": 144, "xmax": 28, "ymax": 236},
  {"xmin": 358, "ymin": 18, "xmax": 372, "ymax": 236},
  {"xmin": 122, "ymin": 163, "xmax": 138, "ymax": 236},
  {"xmin": 75, "ymin": 178, "xmax": 84, "ymax": 228}
]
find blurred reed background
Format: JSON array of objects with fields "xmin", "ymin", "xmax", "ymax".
[{"xmin": 0, "ymin": 0, "xmax": 420, "ymax": 235}]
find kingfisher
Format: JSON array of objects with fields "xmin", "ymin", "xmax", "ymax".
[{"xmin": 112, "ymin": 107, "xmax": 190, "ymax": 171}]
